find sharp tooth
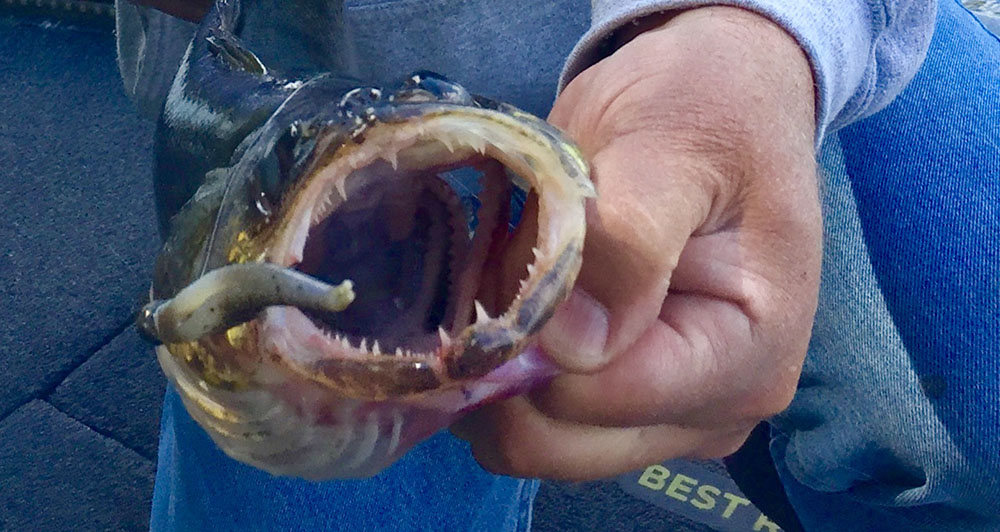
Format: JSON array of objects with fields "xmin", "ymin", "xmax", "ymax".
[
  {"xmin": 437, "ymin": 327, "xmax": 451, "ymax": 347},
  {"xmin": 526, "ymin": 263, "xmax": 537, "ymax": 277},
  {"xmin": 360, "ymin": 338, "xmax": 368, "ymax": 353},
  {"xmin": 474, "ymin": 300, "xmax": 490, "ymax": 323},
  {"xmin": 335, "ymin": 179, "xmax": 348, "ymax": 200},
  {"xmin": 518, "ymin": 279, "xmax": 528, "ymax": 292},
  {"xmin": 467, "ymin": 136, "xmax": 486, "ymax": 155},
  {"xmin": 384, "ymin": 151, "xmax": 398, "ymax": 170},
  {"xmin": 341, "ymin": 336, "xmax": 351, "ymax": 350},
  {"xmin": 440, "ymin": 135, "xmax": 456, "ymax": 153},
  {"xmin": 395, "ymin": 347, "xmax": 404, "ymax": 357},
  {"xmin": 531, "ymin": 247, "xmax": 542, "ymax": 260},
  {"xmin": 372, "ymin": 340, "xmax": 381, "ymax": 355}
]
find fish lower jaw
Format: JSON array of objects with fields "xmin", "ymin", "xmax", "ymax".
[
  {"xmin": 159, "ymin": 337, "xmax": 555, "ymax": 479},
  {"xmin": 158, "ymin": 345, "xmax": 451, "ymax": 479},
  {"xmin": 259, "ymin": 305, "xmax": 447, "ymax": 364}
]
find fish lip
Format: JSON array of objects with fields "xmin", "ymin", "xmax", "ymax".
[{"xmin": 242, "ymin": 106, "xmax": 589, "ymax": 397}]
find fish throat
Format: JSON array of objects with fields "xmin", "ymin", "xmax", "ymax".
[
  {"xmin": 278, "ymin": 124, "xmax": 526, "ymax": 359},
  {"xmin": 251, "ymin": 109, "xmax": 586, "ymax": 399}
]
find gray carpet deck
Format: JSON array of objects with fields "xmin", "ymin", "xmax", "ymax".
[{"xmin": 0, "ymin": 10, "xmax": 162, "ymax": 531}]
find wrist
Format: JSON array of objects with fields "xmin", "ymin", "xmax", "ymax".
[{"xmin": 609, "ymin": 6, "xmax": 817, "ymax": 144}]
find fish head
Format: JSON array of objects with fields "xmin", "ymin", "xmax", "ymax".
[{"xmin": 148, "ymin": 71, "xmax": 593, "ymax": 479}]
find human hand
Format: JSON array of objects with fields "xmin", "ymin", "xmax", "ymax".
[{"xmin": 453, "ymin": 6, "xmax": 822, "ymax": 480}]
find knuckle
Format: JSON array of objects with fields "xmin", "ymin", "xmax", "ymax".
[
  {"xmin": 759, "ymin": 365, "xmax": 803, "ymax": 416},
  {"xmin": 690, "ymin": 428, "xmax": 753, "ymax": 459},
  {"xmin": 740, "ymin": 389, "xmax": 794, "ymax": 423}
]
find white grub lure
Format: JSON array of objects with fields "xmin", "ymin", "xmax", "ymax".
[{"xmin": 139, "ymin": 0, "xmax": 593, "ymax": 479}]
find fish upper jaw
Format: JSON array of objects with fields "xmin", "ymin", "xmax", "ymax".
[{"xmin": 247, "ymin": 106, "xmax": 590, "ymax": 400}]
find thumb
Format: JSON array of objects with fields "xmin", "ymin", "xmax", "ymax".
[
  {"xmin": 537, "ymin": 135, "xmax": 712, "ymax": 373},
  {"xmin": 538, "ymin": 288, "xmax": 610, "ymax": 372}
]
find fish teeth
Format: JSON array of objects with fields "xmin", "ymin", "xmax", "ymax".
[
  {"xmin": 518, "ymin": 279, "xmax": 528, "ymax": 292},
  {"xmin": 340, "ymin": 336, "xmax": 351, "ymax": 350},
  {"xmin": 466, "ymin": 136, "xmax": 487, "ymax": 155},
  {"xmin": 440, "ymin": 135, "xmax": 456, "ymax": 153},
  {"xmin": 311, "ymin": 195, "xmax": 332, "ymax": 224},
  {"xmin": 335, "ymin": 179, "xmax": 348, "ymax": 200},
  {"xmin": 372, "ymin": 340, "xmax": 382, "ymax": 356},
  {"xmin": 384, "ymin": 151, "xmax": 399, "ymax": 170},
  {"xmin": 395, "ymin": 347, "xmax": 404, "ymax": 357},
  {"xmin": 360, "ymin": 338, "xmax": 368, "ymax": 353},
  {"xmin": 526, "ymin": 263, "xmax": 537, "ymax": 277},
  {"xmin": 531, "ymin": 247, "xmax": 542, "ymax": 260},
  {"xmin": 474, "ymin": 300, "xmax": 490, "ymax": 324},
  {"xmin": 438, "ymin": 327, "xmax": 452, "ymax": 347}
]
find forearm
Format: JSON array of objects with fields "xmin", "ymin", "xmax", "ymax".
[{"xmin": 563, "ymin": 0, "xmax": 937, "ymax": 140}]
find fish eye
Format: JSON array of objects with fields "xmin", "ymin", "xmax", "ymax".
[
  {"xmin": 250, "ymin": 153, "xmax": 278, "ymax": 218},
  {"xmin": 258, "ymin": 150, "xmax": 281, "ymax": 195},
  {"xmin": 251, "ymin": 129, "xmax": 297, "ymax": 217},
  {"xmin": 395, "ymin": 71, "xmax": 473, "ymax": 105}
]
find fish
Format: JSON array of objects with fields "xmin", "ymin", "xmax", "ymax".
[{"xmin": 137, "ymin": 0, "xmax": 593, "ymax": 479}]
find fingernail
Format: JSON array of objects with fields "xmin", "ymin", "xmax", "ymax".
[{"xmin": 539, "ymin": 289, "xmax": 609, "ymax": 371}]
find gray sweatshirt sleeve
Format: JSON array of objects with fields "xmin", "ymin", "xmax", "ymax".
[{"xmin": 560, "ymin": 1, "xmax": 937, "ymax": 139}]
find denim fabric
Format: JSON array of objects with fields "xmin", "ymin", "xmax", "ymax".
[
  {"xmin": 151, "ymin": 387, "xmax": 539, "ymax": 531},
  {"xmin": 771, "ymin": 1, "xmax": 1000, "ymax": 529}
]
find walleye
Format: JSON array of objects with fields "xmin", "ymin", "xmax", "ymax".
[{"xmin": 139, "ymin": 0, "xmax": 592, "ymax": 479}]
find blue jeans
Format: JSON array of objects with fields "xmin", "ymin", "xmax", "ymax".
[
  {"xmin": 769, "ymin": 2, "xmax": 1000, "ymax": 530},
  {"xmin": 151, "ymin": 388, "xmax": 537, "ymax": 531}
]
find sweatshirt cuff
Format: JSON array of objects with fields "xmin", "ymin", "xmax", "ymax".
[{"xmin": 559, "ymin": 1, "xmax": 879, "ymax": 144}]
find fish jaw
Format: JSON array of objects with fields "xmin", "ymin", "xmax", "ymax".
[
  {"xmin": 152, "ymin": 71, "xmax": 592, "ymax": 478},
  {"xmin": 257, "ymin": 105, "xmax": 592, "ymax": 398},
  {"xmin": 159, "ymin": 341, "xmax": 557, "ymax": 479}
]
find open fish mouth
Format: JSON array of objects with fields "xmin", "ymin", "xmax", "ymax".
[{"xmin": 261, "ymin": 106, "xmax": 592, "ymax": 399}]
